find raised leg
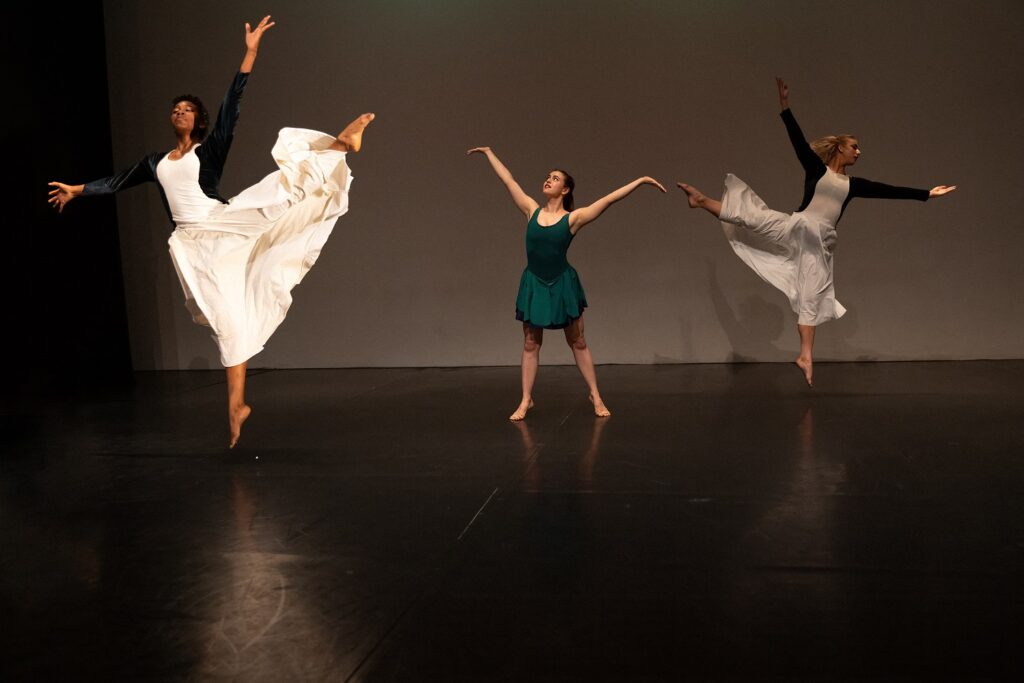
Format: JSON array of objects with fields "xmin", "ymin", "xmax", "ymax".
[
  {"xmin": 510, "ymin": 324, "xmax": 542, "ymax": 421},
  {"xmin": 564, "ymin": 316, "xmax": 610, "ymax": 417},
  {"xmin": 226, "ymin": 362, "xmax": 251, "ymax": 448},
  {"xmin": 796, "ymin": 324, "xmax": 815, "ymax": 387},
  {"xmin": 329, "ymin": 113, "xmax": 375, "ymax": 152},
  {"xmin": 677, "ymin": 182, "xmax": 722, "ymax": 218}
]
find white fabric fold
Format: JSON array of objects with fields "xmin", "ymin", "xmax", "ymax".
[{"xmin": 719, "ymin": 173, "xmax": 846, "ymax": 326}]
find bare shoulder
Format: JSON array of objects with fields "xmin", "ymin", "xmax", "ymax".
[{"xmin": 522, "ymin": 199, "xmax": 541, "ymax": 218}]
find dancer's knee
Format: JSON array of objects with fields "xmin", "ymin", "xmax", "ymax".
[
  {"xmin": 566, "ymin": 333, "xmax": 587, "ymax": 351},
  {"xmin": 523, "ymin": 327, "xmax": 544, "ymax": 354}
]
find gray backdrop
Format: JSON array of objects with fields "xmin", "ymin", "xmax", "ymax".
[{"xmin": 98, "ymin": 0, "xmax": 1024, "ymax": 369}]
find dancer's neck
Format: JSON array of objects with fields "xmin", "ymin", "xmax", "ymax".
[
  {"xmin": 543, "ymin": 198, "xmax": 565, "ymax": 214},
  {"xmin": 174, "ymin": 132, "xmax": 196, "ymax": 155}
]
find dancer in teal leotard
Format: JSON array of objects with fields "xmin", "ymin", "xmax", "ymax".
[
  {"xmin": 515, "ymin": 208, "xmax": 587, "ymax": 330},
  {"xmin": 467, "ymin": 147, "xmax": 665, "ymax": 420}
]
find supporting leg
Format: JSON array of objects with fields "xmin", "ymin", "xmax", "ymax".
[
  {"xmin": 796, "ymin": 324, "xmax": 815, "ymax": 387},
  {"xmin": 564, "ymin": 317, "xmax": 610, "ymax": 417},
  {"xmin": 510, "ymin": 324, "xmax": 542, "ymax": 420},
  {"xmin": 226, "ymin": 362, "xmax": 251, "ymax": 448}
]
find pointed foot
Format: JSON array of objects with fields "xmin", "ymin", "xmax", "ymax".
[
  {"xmin": 677, "ymin": 182, "xmax": 707, "ymax": 209},
  {"xmin": 795, "ymin": 357, "xmax": 814, "ymax": 388},
  {"xmin": 336, "ymin": 113, "xmax": 375, "ymax": 152},
  {"xmin": 229, "ymin": 404, "xmax": 252, "ymax": 448}
]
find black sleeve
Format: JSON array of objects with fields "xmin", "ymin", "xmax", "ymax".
[
  {"xmin": 780, "ymin": 108, "xmax": 826, "ymax": 176},
  {"xmin": 849, "ymin": 177, "xmax": 930, "ymax": 202},
  {"xmin": 198, "ymin": 71, "xmax": 250, "ymax": 172},
  {"xmin": 81, "ymin": 154, "xmax": 160, "ymax": 196}
]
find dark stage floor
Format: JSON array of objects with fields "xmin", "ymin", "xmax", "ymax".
[{"xmin": 3, "ymin": 362, "xmax": 1023, "ymax": 681}]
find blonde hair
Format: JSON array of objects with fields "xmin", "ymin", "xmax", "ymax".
[{"xmin": 811, "ymin": 134, "xmax": 857, "ymax": 164}]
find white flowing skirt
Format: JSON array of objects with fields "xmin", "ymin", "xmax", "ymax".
[
  {"xmin": 718, "ymin": 173, "xmax": 846, "ymax": 326},
  {"xmin": 167, "ymin": 128, "xmax": 351, "ymax": 366}
]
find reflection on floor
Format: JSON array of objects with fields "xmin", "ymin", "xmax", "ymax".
[{"xmin": 2, "ymin": 362, "xmax": 1023, "ymax": 680}]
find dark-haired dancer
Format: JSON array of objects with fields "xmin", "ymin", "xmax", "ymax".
[
  {"xmin": 678, "ymin": 78, "xmax": 955, "ymax": 386},
  {"xmin": 467, "ymin": 147, "xmax": 665, "ymax": 419},
  {"xmin": 49, "ymin": 16, "xmax": 374, "ymax": 447}
]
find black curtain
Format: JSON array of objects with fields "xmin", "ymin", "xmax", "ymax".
[{"xmin": 4, "ymin": 1, "xmax": 132, "ymax": 402}]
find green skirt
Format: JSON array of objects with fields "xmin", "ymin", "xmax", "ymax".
[{"xmin": 515, "ymin": 266, "xmax": 588, "ymax": 329}]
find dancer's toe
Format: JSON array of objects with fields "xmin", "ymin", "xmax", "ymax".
[
  {"xmin": 509, "ymin": 399, "xmax": 534, "ymax": 421},
  {"xmin": 588, "ymin": 394, "xmax": 611, "ymax": 417}
]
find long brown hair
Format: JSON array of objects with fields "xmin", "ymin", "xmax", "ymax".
[{"xmin": 552, "ymin": 168, "xmax": 575, "ymax": 211}]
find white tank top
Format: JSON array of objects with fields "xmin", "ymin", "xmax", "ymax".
[
  {"xmin": 801, "ymin": 168, "xmax": 850, "ymax": 230},
  {"xmin": 156, "ymin": 146, "xmax": 222, "ymax": 225},
  {"xmin": 797, "ymin": 168, "xmax": 849, "ymax": 254}
]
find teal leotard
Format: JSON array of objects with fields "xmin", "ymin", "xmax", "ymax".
[{"xmin": 515, "ymin": 208, "xmax": 588, "ymax": 329}]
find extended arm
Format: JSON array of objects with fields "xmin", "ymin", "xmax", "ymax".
[
  {"xmin": 466, "ymin": 147, "xmax": 538, "ymax": 218},
  {"xmin": 780, "ymin": 109, "xmax": 824, "ymax": 174},
  {"xmin": 48, "ymin": 155, "xmax": 159, "ymax": 212},
  {"xmin": 201, "ymin": 18, "xmax": 272, "ymax": 164},
  {"xmin": 569, "ymin": 176, "xmax": 666, "ymax": 233},
  {"xmin": 850, "ymin": 177, "xmax": 956, "ymax": 201},
  {"xmin": 776, "ymin": 78, "xmax": 825, "ymax": 175}
]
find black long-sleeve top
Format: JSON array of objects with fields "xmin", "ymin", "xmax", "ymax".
[
  {"xmin": 780, "ymin": 108, "xmax": 929, "ymax": 224},
  {"xmin": 82, "ymin": 71, "xmax": 250, "ymax": 222}
]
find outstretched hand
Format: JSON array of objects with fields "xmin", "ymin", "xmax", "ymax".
[
  {"xmin": 466, "ymin": 147, "xmax": 492, "ymax": 156},
  {"xmin": 643, "ymin": 176, "xmax": 667, "ymax": 192},
  {"xmin": 929, "ymin": 185, "xmax": 957, "ymax": 197},
  {"xmin": 48, "ymin": 181, "xmax": 80, "ymax": 213},
  {"xmin": 245, "ymin": 15, "xmax": 275, "ymax": 52},
  {"xmin": 776, "ymin": 76, "xmax": 789, "ymax": 110}
]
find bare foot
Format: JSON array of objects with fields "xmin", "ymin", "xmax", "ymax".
[
  {"xmin": 509, "ymin": 399, "xmax": 534, "ymax": 421},
  {"xmin": 336, "ymin": 113, "xmax": 375, "ymax": 152},
  {"xmin": 795, "ymin": 357, "xmax": 814, "ymax": 387},
  {"xmin": 229, "ymin": 404, "xmax": 252, "ymax": 448},
  {"xmin": 588, "ymin": 394, "xmax": 611, "ymax": 417},
  {"xmin": 677, "ymin": 182, "xmax": 708, "ymax": 209}
]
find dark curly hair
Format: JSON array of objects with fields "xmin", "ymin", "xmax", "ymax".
[{"xmin": 171, "ymin": 94, "xmax": 210, "ymax": 143}]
